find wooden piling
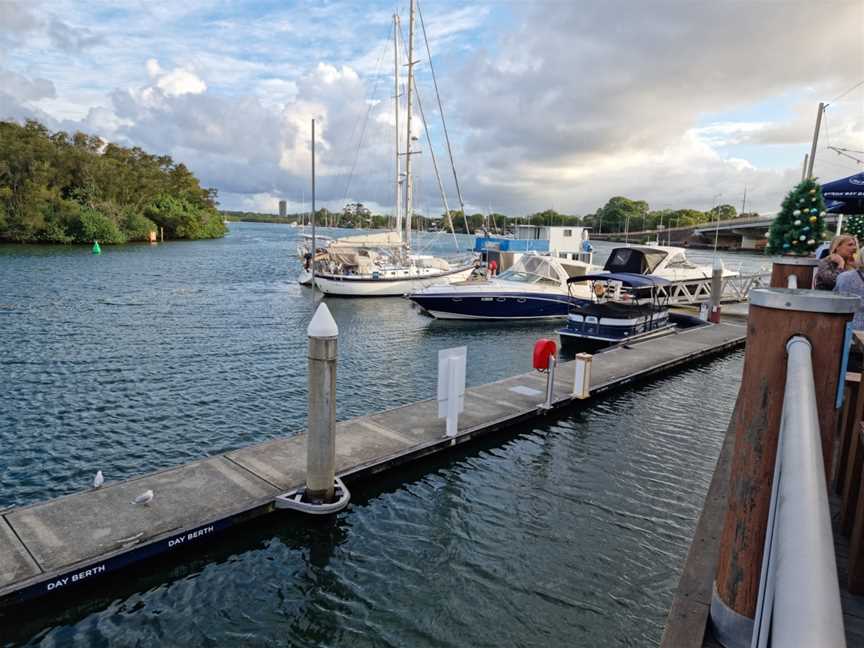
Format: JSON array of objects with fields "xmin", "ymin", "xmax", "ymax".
[
  {"xmin": 849, "ymin": 424, "xmax": 864, "ymax": 595},
  {"xmin": 769, "ymin": 257, "xmax": 818, "ymax": 289},
  {"xmin": 711, "ymin": 288, "xmax": 856, "ymax": 646}
]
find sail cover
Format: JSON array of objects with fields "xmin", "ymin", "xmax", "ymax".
[{"xmin": 821, "ymin": 172, "xmax": 864, "ymax": 214}]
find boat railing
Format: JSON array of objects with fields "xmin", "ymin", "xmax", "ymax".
[
  {"xmin": 750, "ymin": 335, "xmax": 845, "ymax": 648},
  {"xmin": 655, "ymin": 271, "xmax": 770, "ymax": 305}
]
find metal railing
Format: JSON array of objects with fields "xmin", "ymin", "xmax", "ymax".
[
  {"xmin": 751, "ymin": 336, "xmax": 845, "ymax": 648},
  {"xmin": 653, "ymin": 271, "xmax": 770, "ymax": 305}
]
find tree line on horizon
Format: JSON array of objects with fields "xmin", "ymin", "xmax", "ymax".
[
  {"xmin": 225, "ymin": 196, "xmax": 754, "ymax": 234},
  {"xmin": 0, "ymin": 120, "xmax": 225, "ymax": 244}
]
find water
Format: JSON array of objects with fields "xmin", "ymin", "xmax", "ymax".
[{"xmin": 0, "ymin": 224, "xmax": 748, "ymax": 646}]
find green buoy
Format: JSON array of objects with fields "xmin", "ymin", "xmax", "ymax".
[{"xmin": 92, "ymin": 241, "xmax": 101, "ymax": 255}]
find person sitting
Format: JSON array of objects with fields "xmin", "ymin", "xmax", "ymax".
[
  {"xmin": 815, "ymin": 234, "xmax": 859, "ymax": 290},
  {"xmin": 834, "ymin": 265, "xmax": 864, "ymax": 371}
]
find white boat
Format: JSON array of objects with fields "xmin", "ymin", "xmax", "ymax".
[
  {"xmin": 300, "ymin": 0, "xmax": 471, "ymax": 296},
  {"xmin": 602, "ymin": 245, "xmax": 738, "ymax": 284},
  {"xmin": 408, "ymin": 253, "xmax": 593, "ymax": 319}
]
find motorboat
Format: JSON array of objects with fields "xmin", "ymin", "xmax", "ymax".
[
  {"xmin": 603, "ymin": 245, "xmax": 738, "ymax": 284},
  {"xmin": 408, "ymin": 253, "xmax": 593, "ymax": 319},
  {"xmin": 557, "ymin": 272, "xmax": 707, "ymax": 354}
]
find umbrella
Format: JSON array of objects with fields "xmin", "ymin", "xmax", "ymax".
[{"xmin": 821, "ymin": 172, "xmax": 864, "ymax": 214}]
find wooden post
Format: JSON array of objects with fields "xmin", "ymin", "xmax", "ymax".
[
  {"xmin": 836, "ymin": 371, "xmax": 863, "ymax": 495},
  {"xmin": 710, "ymin": 288, "xmax": 856, "ymax": 647},
  {"xmin": 769, "ymin": 257, "xmax": 819, "ymax": 290},
  {"xmin": 849, "ymin": 424, "xmax": 864, "ymax": 594}
]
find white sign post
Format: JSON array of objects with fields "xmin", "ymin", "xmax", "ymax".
[
  {"xmin": 572, "ymin": 353, "xmax": 593, "ymax": 399},
  {"xmin": 437, "ymin": 346, "xmax": 467, "ymax": 437}
]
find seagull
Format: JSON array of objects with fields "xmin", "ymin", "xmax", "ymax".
[
  {"xmin": 93, "ymin": 470, "xmax": 104, "ymax": 488},
  {"xmin": 132, "ymin": 489, "xmax": 154, "ymax": 506}
]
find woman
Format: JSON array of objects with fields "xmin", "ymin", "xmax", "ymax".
[{"xmin": 814, "ymin": 234, "xmax": 859, "ymax": 290}]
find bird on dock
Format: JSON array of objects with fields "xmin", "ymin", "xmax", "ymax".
[
  {"xmin": 132, "ymin": 489, "xmax": 154, "ymax": 506},
  {"xmin": 93, "ymin": 470, "xmax": 104, "ymax": 488}
]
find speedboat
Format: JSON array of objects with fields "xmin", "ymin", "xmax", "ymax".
[
  {"xmin": 603, "ymin": 245, "xmax": 738, "ymax": 284},
  {"xmin": 557, "ymin": 272, "xmax": 707, "ymax": 354},
  {"xmin": 408, "ymin": 253, "xmax": 594, "ymax": 319}
]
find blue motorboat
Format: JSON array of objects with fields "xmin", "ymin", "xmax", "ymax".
[
  {"xmin": 408, "ymin": 253, "xmax": 594, "ymax": 320},
  {"xmin": 558, "ymin": 272, "xmax": 690, "ymax": 354}
]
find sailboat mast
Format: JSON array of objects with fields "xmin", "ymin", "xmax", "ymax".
[
  {"xmin": 393, "ymin": 13, "xmax": 402, "ymax": 238},
  {"xmin": 404, "ymin": 0, "xmax": 416, "ymax": 249},
  {"xmin": 311, "ymin": 118, "xmax": 316, "ymax": 283}
]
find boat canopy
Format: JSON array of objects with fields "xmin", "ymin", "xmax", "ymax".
[
  {"xmin": 603, "ymin": 247, "xmax": 667, "ymax": 274},
  {"xmin": 567, "ymin": 272, "xmax": 671, "ymax": 287}
]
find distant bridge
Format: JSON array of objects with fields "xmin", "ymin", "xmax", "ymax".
[{"xmin": 593, "ymin": 213, "xmax": 841, "ymax": 250}]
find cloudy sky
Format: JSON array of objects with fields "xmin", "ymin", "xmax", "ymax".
[{"xmin": 2, "ymin": 0, "xmax": 863, "ymax": 218}]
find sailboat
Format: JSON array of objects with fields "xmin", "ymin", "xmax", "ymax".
[{"xmin": 302, "ymin": 0, "xmax": 474, "ymax": 296}]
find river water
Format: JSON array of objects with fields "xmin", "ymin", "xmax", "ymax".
[{"xmin": 0, "ymin": 224, "xmax": 758, "ymax": 646}]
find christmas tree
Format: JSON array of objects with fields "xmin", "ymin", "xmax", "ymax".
[
  {"xmin": 766, "ymin": 178, "xmax": 828, "ymax": 255},
  {"xmin": 844, "ymin": 213, "xmax": 864, "ymax": 240}
]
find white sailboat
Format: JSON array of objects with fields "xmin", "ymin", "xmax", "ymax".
[{"xmin": 303, "ymin": 0, "xmax": 473, "ymax": 296}]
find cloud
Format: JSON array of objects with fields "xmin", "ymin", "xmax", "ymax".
[
  {"xmin": 2, "ymin": 1, "xmax": 862, "ymax": 218},
  {"xmin": 0, "ymin": 69, "xmax": 55, "ymax": 102},
  {"xmin": 145, "ymin": 58, "xmax": 206, "ymax": 96}
]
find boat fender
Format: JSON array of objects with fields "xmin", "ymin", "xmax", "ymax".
[{"xmin": 533, "ymin": 339, "xmax": 557, "ymax": 372}]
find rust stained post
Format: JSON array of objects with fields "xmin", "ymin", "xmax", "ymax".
[
  {"xmin": 710, "ymin": 288, "xmax": 856, "ymax": 647},
  {"xmin": 769, "ymin": 257, "xmax": 819, "ymax": 290}
]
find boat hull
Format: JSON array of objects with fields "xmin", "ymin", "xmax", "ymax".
[
  {"xmin": 313, "ymin": 267, "xmax": 474, "ymax": 297},
  {"xmin": 410, "ymin": 292, "xmax": 591, "ymax": 320}
]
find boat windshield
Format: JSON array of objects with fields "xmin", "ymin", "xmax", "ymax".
[{"xmin": 497, "ymin": 256, "xmax": 562, "ymax": 285}]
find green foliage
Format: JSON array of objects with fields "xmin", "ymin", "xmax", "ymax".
[
  {"xmin": 709, "ymin": 204, "xmax": 738, "ymax": 221},
  {"xmin": 0, "ymin": 119, "xmax": 222, "ymax": 244},
  {"xmin": 766, "ymin": 178, "xmax": 828, "ymax": 255},
  {"xmin": 844, "ymin": 214, "xmax": 864, "ymax": 240},
  {"xmin": 593, "ymin": 197, "xmax": 649, "ymax": 233}
]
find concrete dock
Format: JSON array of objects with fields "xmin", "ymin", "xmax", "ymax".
[{"xmin": 0, "ymin": 321, "xmax": 746, "ymax": 608}]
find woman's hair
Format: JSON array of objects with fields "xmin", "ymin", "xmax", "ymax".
[{"xmin": 830, "ymin": 234, "xmax": 858, "ymax": 256}]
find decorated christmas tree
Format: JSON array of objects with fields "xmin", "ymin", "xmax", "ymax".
[
  {"xmin": 844, "ymin": 213, "xmax": 864, "ymax": 240},
  {"xmin": 766, "ymin": 178, "xmax": 828, "ymax": 255}
]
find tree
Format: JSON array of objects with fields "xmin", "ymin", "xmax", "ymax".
[
  {"xmin": 843, "ymin": 214, "xmax": 864, "ymax": 241},
  {"xmin": 596, "ymin": 197, "xmax": 649, "ymax": 233},
  {"xmin": 0, "ymin": 119, "xmax": 224, "ymax": 243},
  {"xmin": 709, "ymin": 204, "xmax": 737, "ymax": 221},
  {"xmin": 766, "ymin": 178, "xmax": 828, "ymax": 255}
]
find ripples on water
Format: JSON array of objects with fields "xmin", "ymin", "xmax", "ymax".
[{"xmin": 0, "ymin": 225, "xmax": 747, "ymax": 646}]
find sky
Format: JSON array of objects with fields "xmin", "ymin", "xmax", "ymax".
[{"xmin": 1, "ymin": 0, "xmax": 863, "ymax": 218}]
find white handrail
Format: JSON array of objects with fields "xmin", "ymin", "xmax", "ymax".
[{"xmin": 751, "ymin": 336, "xmax": 845, "ymax": 648}]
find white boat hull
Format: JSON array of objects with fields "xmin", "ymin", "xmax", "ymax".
[
  {"xmin": 297, "ymin": 269, "xmax": 313, "ymax": 286},
  {"xmin": 313, "ymin": 267, "xmax": 474, "ymax": 297}
]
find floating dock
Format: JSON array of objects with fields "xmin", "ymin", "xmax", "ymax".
[{"xmin": 0, "ymin": 321, "xmax": 746, "ymax": 608}]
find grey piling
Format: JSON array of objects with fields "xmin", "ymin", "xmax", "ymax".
[
  {"xmin": 306, "ymin": 303, "xmax": 338, "ymax": 503},
  {"xmin": 709, "ymin": 258, "xmax": 723, "ymax": 323}
]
